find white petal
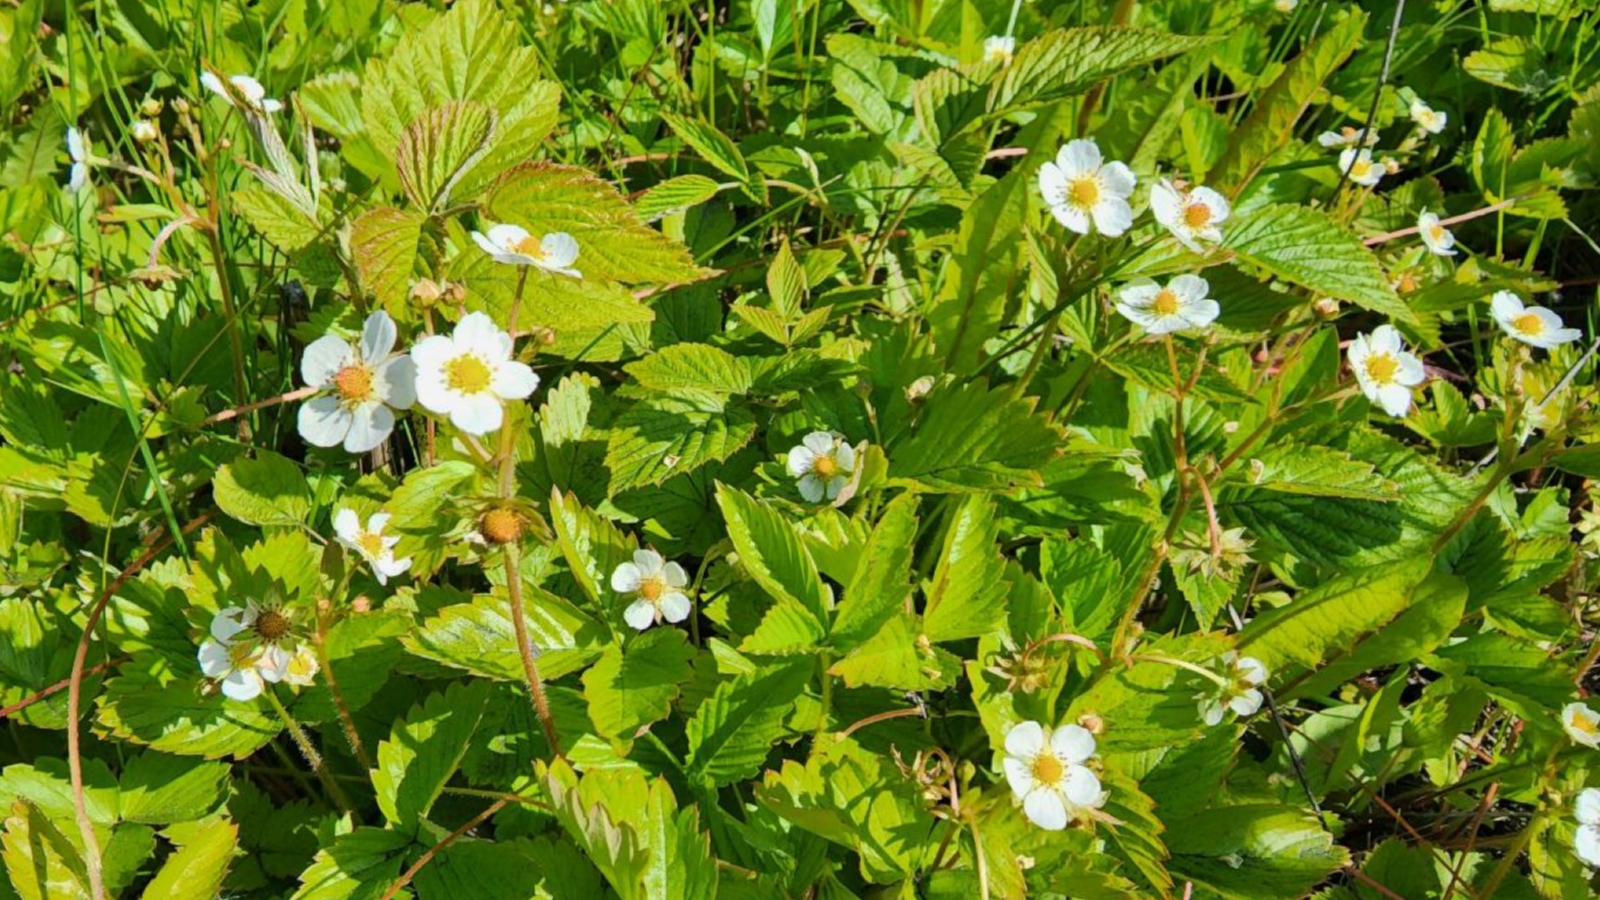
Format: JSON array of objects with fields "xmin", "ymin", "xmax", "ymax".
[
  {"xmin": 1201, "ymin": 701, "xmax": 1225, "ymax": 726},
  {"xmin": 1368, "ymin": 324, "xmax": 1403, "ymax": 355},
  {"xmin": 825, "ymin": 475, "xmax": 849, "ymax": 500},
  {"xmin": 1056, "ymin": 139, "xmax": 1102, "ymax": 178},
  {"xmin": 662, "ymin": 561, "xmax": 690, "ymax": 588},
  {"xmin": 786, "ymin": 446, "xmax": 817, "ymax": 477},
  {"xmin": 797, "ymin": 474, "xmax": 826, "ymax": 503},
  {"xmin": 1038, "ymin": 163, "xmax": 1067, "ymax": 207},
  {"xmin": 1051, "ymin": 724, "xmax": 1097, "ymax": 764},
  {"xmin": 1489, "ymin": 290, "xmax": 1524, "ymax": 323},
  {"xmin": 1190, "ymin": 187, "xmax": 1230, "ymax": 222},
  {"xmin": 453, "ymin": 311, "xmax": 503, "ymax": 351},
  {"xmin": 302, "ymin": 335, "xmax": 353, "ymax": 388},
  {"xmin": 491, "ymin": 361, "xmax": 540, "ymax": 400},
  {"xmin": 1004, "ymin": 721, "xmax": 1046, "ymax": 758},
  {"xmin": 1236, "ymin": 656, "xmax": 1268, "ymax": 685},
  {"xmin": 368, "ymin": 512, "xmax": 391, "ymax": 534},
  {"xmin": 379, "ymin": 555, "xmax": 412, "ymax": 580},
  {"xmin": 450, "ymin": 393, "xmax": 504, "ymax": 435},
  {"xmin": 472, "ymin": 230, "xmax": 503, "ymax": 256},
  {"xmin": 1396, "ymin": 353, "xmax": 1427, "ymax": 387},
  {"xmin": 658, "ymin": 592, "xmax": 692, "ymax": 623},
  {"xmin": 198, "ymin": 640, "xmax": 233, "ymax": 677},
  {"xmin": 221, "ymin": 669, "xmax": 263, "ymax": 701},
  {"xmin": 1578, "ymin": 823, "xmax": 1600, "ymax": 868},
  {"xmin": 211, "ymin": 607, "xmax": 248, "ymax": 641},
  {"xmin": 803, "ymin": 431, "xmax": 836, "ymax": 455},
  {"xmin": 611, "ymin": 563, "xmax": 643, "ymax": 593},
  {"xmin": 1050, "ymin": 202, "xmax": 1091, "ymax": 235},
  {"xmin": 333, "ymin": 508, "xmax": 363, "ymax": 543},
  {"xmin": 1576, "ymin": 787, "xmax": 1600, "ymax": 825},
  {"xmin": 360, "ymin": 311, "xmax": 398, "ymax": 362},
  {"xmin": 298, "ymin": 396, "xmax": 352, "ymax": 447},
  {"xmin": 199, "ymin": 71, "xmax": 227, "ymax": 98},
  {"xmin": 256, "ymin": 645, "xmax": 290, "ymax": 683},
  {"xmin": 1230, "ymin": 689, "xmax": 1264, "ymax": 718},
  {"xmin": 1169, "ymin": 274, "xmax": 1211, "ymax": 302},
  {"xmin": 1061, "ymin": 764, "xmax": 1102, "ymax": 807},
  {"xmin": 1023, "ymin": 788, "xmax": 1070, "ymax": 831},
  {"xmin": 1149, "ymin": 180, "xmax": 1183, "ymax": 226},
  {"xmin": 1181, "ymin": 299, "xmax": 1221, "ymax": 330},
  {"xmin": 1090, "ymin": 198, "xmax": 1134, "ymax": 237},
  {"xmin": 1002, "ymin": 756, "xmax": 1034, "ymax": 798},
  {"xmin": 343, "ymin": 403, "xmax": 394, "ymax": 454},
  {"xmin": 66, "ymin": 127, "xmax": 85, "ymax": 162},
  {"xmin": 540, "ymin": 232, "xmax": 580, "ymax": 269},
  {"xmin": 260, "ymin": 98, "xmax": 283, "ymax": 114},
  {"xmin": 230, "ymin": 75, "xmax": 266, "ymax": 103},
  {"xmin": 834, "ymin": 442, "xmax": 856, "ymax": 472},
  {"xmin": 1098, "ymin": 162, "xmax": 1136, "ymax": 198},
  {"xmin": 485, "ymin": 224, "xmax": 530, "ymax": 252},
  {"xmin": 410, "ymin": 334, "xmax": 456, "ymax": 371},
  {"xmin": 1376, "ymin": 383, "xmax": 1413, "ymax": 417},
  {"xmin": 623, "ymin": 599, "xmax": 658, "ymax": 631},
  {"xmin": 374, "ymin": 355, "xmax": 417, "ymax": 409},
  {"xmin": 632, "ymin": 549, "xmax": 665, "ymax": 576}
]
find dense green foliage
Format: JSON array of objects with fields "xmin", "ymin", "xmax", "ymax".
[{"xmin": 5, "ymin": 0, "xmax": 1600, "ymax": 897}]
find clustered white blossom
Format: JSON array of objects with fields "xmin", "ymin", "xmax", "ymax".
[
  {"xmin": 1348, "ymin": 325, "xmax": 1426, "ymax": 418},
  {"xmin": 1198, "ymin": 652, "xmax": 1268, "ymax": 727},
  {"xmin": 611, "ymin": 549, "xmax": 694, "ymax": 631},
  {"xmin": 1573, "ymin": 788, "xmax": 1600, "ymax": 869},
  {"xmin": 786, "ymin": 431, "xmax": 857, "ymax": 503},
  {"xmin": 1002, "ymin": 721, "xmax": 1107, "ymax": 830},
  {"xmin": 197, "ymin": 602, "xmax": 318, "ymax": 701},
  {"xmin": 1563, "ymin": 702, "xmax": 1600, "ymax": 748},
  {"xmin": 334, "ymin": 509, "xmax": 412, "ymax": 585}
]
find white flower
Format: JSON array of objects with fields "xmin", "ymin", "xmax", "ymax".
[
  {"xmin": 1575, "ymin": 788, "xmax": 1600, "ymax": 868},
  {"xmin": 298, "ymin": 310, "xmax": 417, "ymax": 453},
  {"xmin": 471, "ymin": 224, "xmax": 582, "ymax": 278},
  {"xmin": 412, "ymin": 311, "xmax": 540, "ymax": 435},
  {"xmin": 200, "ymin": 71, "xmax": 283, "ymax": 114},
  {"xmin": 1339, "ymin": 148, "xmax": 1384, "ymax": 187},
  {"xmin": 1038, "ymin": 139, "xmax": 1136, "ymax": 237},
  {"xmin": 66, "ymin": 127, "xmax": 89, "ymax": 193},
  {"xmin": 334, "ymin": 509, "xmax": 412, "ymax": 586},
  {"xmin": 1198, "ymin": 652, "xmax": 1268, "ymax": 726},
  {"xmin": 130, "ymin": 120, "xmax": 159, "ymax": 144},
  {"xmin": 1563, "ymin": 702, "xmax": 1600, "ymax": 748},
  {"xmin": 1001, "ymin": 721, "xmax": 1105, "ymax": 830},
  {"xmin": 983, "ymin": 35, "xmax": 1016, "ymax": 64},
  {"xmin": 786, "ymin": 432, "xmax": 856, "ymax": 503},
  {"xmin": 1316, "ymin": 126, "xmax": 1380, "ymax": 148},
  {"xmin": 1274, "ymin": 0, "xmax": 1298, "ymax": 11},
  {"xmin": 1410, "ymin": 99, "xmax": 1447, "ymax": 135},
  {"xmin": 1348, "ymin": 325, "xmax": 1426, "ymax": 417},
  {"xmin": 1150, "ymin": 179, "xmax": 1230, "ymax": 252},
  {"xmin": 1490, "ymin": 291, "xmax": 1582, "ymax": 350},
  {"xmin": 1417, "ymin": 210, "xmax": 1456, "ymax": 257},
  {"xmin": 611, "ymin": 549, "xmax": 693, "ymax": 631},
  {"xmin": 197, "ymin": 604, "xmax": 295, "ymax": 701},
  {"xmin": 1115, "ymin": 274, "xmax": 1220, "ymax": 335}
]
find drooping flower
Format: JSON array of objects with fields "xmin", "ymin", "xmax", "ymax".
[
  {"xmin": 1490, "ymin": 291, "xmax": 1582, "ymax": 350},
  {"xmin": 412, "ymin": 311, "xmax": 540, "ymax": 435},
  {"xmin": 1348, "ymin": 325, "xmax": 1426, "ymax": 417},
  {"xmin": 200, "ymin": 71, "xmax": 283, "ymax": 114},
  {"xmin": 298, "ymin": 310, "xmax": 417, "ymax": 453},
  {"xmin": 1198, "ymin": 652, "xmax": 1268, "ymax": 727},
  {"xmin": 1575, "ymin": 788, "xmax": 1600, "ymax": 868},
  {"xmin": 196, "ymin": 602, "xmax": 312, "ymax": 701},
  {"xmin": 611, "ymin": 549, "xmax": 693, "ymax": 631},
  {"xmin": 1316, "ymin": 126, "xmax": 1380, "ymax": 148},
  {"xmin": 1417, "ymin": 210, "xmax": 1456, "ymax": 257},
  {"xmin": 983, "ymin": 35, "xmax": 1016, "ymax": 64},
  {"xmin": 1563, "ymin": 702, "xmax": 1600, "ymax": 748},
  {"xmin": 1001, "ymin": 721, "xmax": 1106, "ymax": 830},
  {"xmin": 66, "ymin": 127, "xmax": 89, "ymax": 193},
  {"xmin": 1038, "ymin": 139, "xmax": 1136, "ymax": 237},
  {"xmin": 333, "ymin": 509, "xmax": 412, "ymax": 586},
  {"xmin": 1150, "ymin": 179, "xmax": 1230, "ymax": 252},
  {"xmin": 1115, "ymin": 274, "xmax": 1220, "ymax": 335},
  {"xmin": 786, "ymin": 432, "xmax": 856, "ymax": 503},
  {"xmin": 471, "ymin": 224, "xmax": 582, "ymax": 278},
  {"xmin": 1339, "ymin": 148, "xmax": 1384, "ymax": 187},
  {"xmin": 1410, "ymin": 99, "xmax": 1447, "ymax": 135}
]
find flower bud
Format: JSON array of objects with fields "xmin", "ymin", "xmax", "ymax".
[
  {"xmin": 131, "ymin": 120, "xmax": 159, "ymax": 143},
  {"xmin": 1312, "ymin": 297, "xmax": 1340, "ymax": 320}
]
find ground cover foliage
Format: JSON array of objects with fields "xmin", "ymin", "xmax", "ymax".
[{"xmin": 5, "ymin": 0, "xmax": 1600, "ymax": 896}]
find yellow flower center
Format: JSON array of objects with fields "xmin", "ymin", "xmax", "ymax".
[
  {"xmin": 480, "ymin": 507, "xmax": 524, "ymax": 545},
  {"xmin": 287, "ymin": 652, "xmax": 318, "ymax": 681},
  {"xmin": 1350, "ymin": 159, "xmax": 1372, "ymax": 179},
  {"xmin": 512, "ymin": 235, "xmax": 547, "ymax": 260},
  {"xmin": 811, "ymin": 454, "xmax": 839, "ymax": 478},
  {"xmin": 1573, "ymin": 713, "xmax": 1600, "ymax": 737},
  {"xmin": 358, "ymin": 532, "xmax": 385, "ymax": 557},
  {"xmin": 1364, "ymin": 354, "xmax": 1400, "ymax": 384},
  {"xmin": 332, "ymin": 364, "xmax": 375, "ymax": 403},
  {"xmin": 1067, "ymin": 176, "xmax": 1101, "ymax": 209},
  {"xmin": 228, "ymin": 642, "xmax": 256, "ymax": 667},
  {"xmin": 1183, "ymin": 203, "xmax": 1212, "ymax": 229},
  {"xmin": 1152, "ymin": 289, "xmax": 1181, "ymax": 317},
  {"xmin": 638, "ymin": 575, "xmax": 667, "ymax": 602},
  {"xmin": 1513, "ymin": 312, "xmax": 1545, "ymax": 336},
  {"xmin": 1427, "ymin": 223, "xmax": 1445, "ymax": 242},
  {"xmin": 1030, "ymin": 753, "xmax": 1065, "ymax": 787},
  {"xmin": 254, "ymin": 609, "xmax": 291, "ymax": 641},
  {"xmin": 445, "ymin": 354, "xmax": 493, "ymax": 394}
]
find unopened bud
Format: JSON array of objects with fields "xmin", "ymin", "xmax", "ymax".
[
  {"xmin": 350, "ymin": 596, "xmax": 372, "ymax": 613},
  {"xmin": 140, "ymin": 98, "xmax": 162, "ymax": 117},
  {"xmin": 1076, "ymin": 713, "xmax": 1105, "ymax": 735},
  {"xmin": 171, "ymin": 98, "xmax": 190, "ymax": 115},
  {"xmin": 1312, "ymin": 297, "xmax": 1340, "ymax": 320},
  {"xmin": 906, "ymin": 375, "xmax": 936, "ymax": 402},
  {"xmin": 131, "ymin": 120, "xmax": 159, "ymax": 143}
]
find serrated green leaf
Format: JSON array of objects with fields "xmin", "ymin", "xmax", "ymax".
[
  {"xmin": 634, "ymin": 175, "xmax": 722, "ymax": 221},
  {"xmin": 923, "ymin": 494, "xmax": 1009, "ymax": 643},
  {"xmin": 582, "ymin": 628, "xmax": 694, "ymax": 743},
  {"xmin": 1225, "ymin": 204, "xmax": 1415, "ymax": 324},
  {"xmin": 1231, "ymin": 442, "xmax": 1397, "ymax": 500},
  {"xmin": 715, "ymin": 483, "xmax": 831, "ymax": 623},
  {"xmin": 1166, "ymin": 805, "xmax": 1349, "ymax": 900},
  {"xmin": 403, "ymin": 588, "xmax": 606, "ymax": 683},
  {"xmin": 141, "ymin": 818, "xmax": 237, "ymax": 900},
  {"xmin": 2, "ymin": 799, "xmax": 89, "ymax": 900},
  {"xmin": 928, "ymin": 170, "xmax": 1028, "ymax": 372},
  {"xmin": 1238, "ymin": 559, "xmax": 1432, "ymax": 673},
  {"xmin": 351, "ymin": 206, "xmax": 428, "ymax": 313},
  {"xmin": 659, "ymin": 112, "xmax": 765, "ymax": 203},
  {"xmin": 1101, "ymin": 342, "xmax": 1256, "ymax": 403},
  {"xmin": 828, "ymin": 614, "xmax": 959, "ymax": 690},
  {"xmin": 117, "ymin": 754, "xmax": 229, "ymax": 825},
  {"xmin": 887, "ymin": 381, "xmax": 1063, "ymax": 492},
  {"xmin": 289, "ymin": 827, "xmax": 409, "ymax": 900},
  {"xmin": 232, "ymin": 187, "xmax": 322, "ymax": 252},
  {"xmin": 626, "ymin": 344, "xmax": 752, "ymax": 394},
  {"xmin": 396, "ymin": 101, "xmax": 497, "ymax": 211},
  {"xmin": 373, "ymin": 680, "xmax": 489, "ymax": 827},
  {"xmin": 989, "ymin": 27, "xmax": 1219, "ymax": 115},
  {"xmin": 213, "ymin": 451, "xmax": 311, "ymax": 527},
  {"xmin": 686, "ymin": 660, "xmax": 809, "ymax": 786},
  {"xmin": 96, "ymin": 659, "xmax": 281, "ymax": 760},
  {"xmin": 830, "ymin": 493, "xmax": 918, "ymax": 649},
  {"xmin": 606, "ymin": 392, "xmax": 757, "ymax": 494}
]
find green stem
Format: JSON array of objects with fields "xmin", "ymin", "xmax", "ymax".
[{"xmin": 264, "ymin": 686, "xmax": 351, "ymax": 813}]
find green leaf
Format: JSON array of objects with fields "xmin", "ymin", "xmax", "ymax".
[
  {"xmin": 2, "ymin": 799, "xmax": 89, "ymax": 900},
  {"xmin": 634, "ymin": 174, "xmax": 723, "ymax": 221},
  {"xmin": 485, "ymin": 162, "xmax": 707, "ymax": 284},
  {"xmin": 96, "ymin": 659, "xmax": 281, "ymax": 760},
  {"xmin": 830, "ymin": 494, "xmax": 919, "ymax": 649},
  {"xmin": 141, "ymin": 818, "xmax": 237, "ymax": 900},
  {"xmin": 117, "ymin": 754, "xmax": 229, "ymax": 825},
  {"xmin": 1101, "ymin": 342, "xmax": 1256, "ymax": 403},
  {"xmin": 714, "ymin": 483, "xmax": 831, "ymax": 624},
  {"xmin": 582, "ymin": 628, "xmax": 695, "ymax": 744},
  {"xmin": 887, "ymin": 380, "xmax": 1063, "ymax": 492},
  {"xmin": 765, "ymin": 239, "xmax": 807, "ymax": 319},
  {"xmin": 451, "ymin": 248, "xmax": 657, "ymax": 346},
  {"xmin": 828, "ymin": 614, "xmax": 960, "ymax": 690},
  {"xmin": 403, "ymin": 588, "xmax": 606, "ymax": 683},
  {"xmin": 213, "ymin": 451, "xmax": 312, "ymax": 527},
  {"xmin": 232, "ymin": 187, "xmax": 322, "ymax": 252},
  {"xmin": 606, "ymin": 392, "xmax": 757, "ymax": 494},
  {"xmin": 923, "ymin": 494, "xmax": 1009, "ymax": 643},
  {"xmin": 1464, "ymin": 36, "xmax": 1546, "ymax": 93},
  {"xmin": 927, "ymin": 171, "xmax": 1028, "ymax": 372},
  {"xmin": 659, "ymin": 112, "xmax": 765, "ymax": 203},
  {"xmin": 988, "ymin": 27, "xmax": 1220, "ymax": 115},
  {"xmin": 289, "ymin": 827, "xmax": 409, "ymax": 900},
  {"xmin": 1287, "ymin": 572, "xmax": 1467, "ymax": 701},
  {"xmin": 550, "ymin": 489, "xmax": 637, "ymax": 612},
  {"xmin": 373, "ymin": 680, "xmax": 489, "ymax": 828},
  {"xmin": 351, "ymin": 206, "xmax": 428, "ymax": 314},
  {"xmin": 1165, "ymin": 805, "xmax": 1349, "ymax": 900},
  {"xmin": 1225, "ymin": 204, "xmax": 1414, "ymax": 324},
  {"xmin": 626, "ymin": 344, "xmax": 753, "ymax": 394},
  {"xmin": 387, "ymin": 460, "xmax": 478, "ymax": 533},
  {"xmin": 685, "ymin": 660, "xmax": 810, "ymax": 786},
  {"xmin": 1237, "ymin": 559, "xmax": 1432, "ymax": 673},
  {"xmin": 396, "ymin": 101, "xmax": 497, "ymax": 211},
  {"xmin": 1228, "ymin": 442, "xmax": 1398, "ymax": 500},
  {"xmin": 1211, "ymin": 10, "xmax": 1366, "ymax": 193}
]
